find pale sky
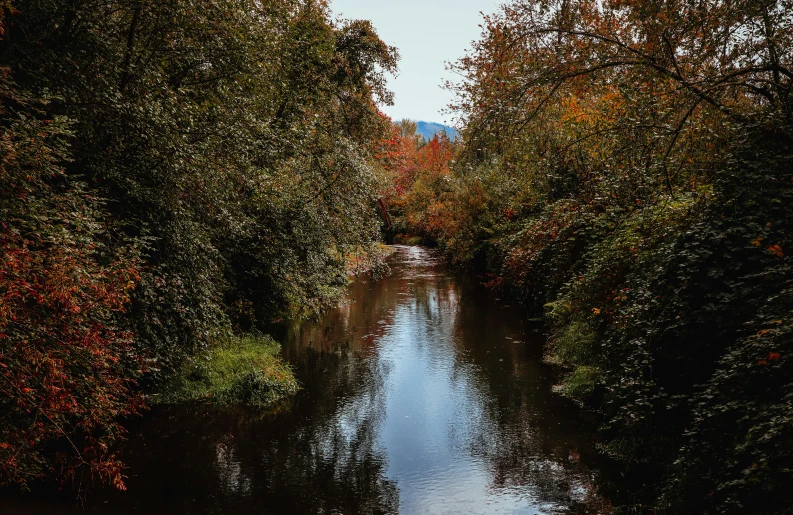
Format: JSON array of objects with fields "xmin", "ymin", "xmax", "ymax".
[{"xmin": 331, "ymin": 0, "xmax": 501, "ymax": 125}]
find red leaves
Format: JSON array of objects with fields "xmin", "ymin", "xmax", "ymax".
[
  {"xmin": 758, "ymin": 352, "xmax": 782, "ymax": 366},
  {"xmin": 0, "ymin": 227, "xmax": 143, "ymax": 489},
  {"xmin": 767, "ymin": 244, "xmax": 784, "ymax": 258}
]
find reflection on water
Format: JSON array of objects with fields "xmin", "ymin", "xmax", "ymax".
[{"xmin": 1, "ymin": 246, "xmax": 610, "ymax": 514}]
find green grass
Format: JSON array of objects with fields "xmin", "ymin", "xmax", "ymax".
[
  {"xmin": 154, "ymin": 333, "xmax": 299, "ymax": 407},
  {"xmin": 559, "ymin": 365, "xmax": 602, "ymax": 398}
]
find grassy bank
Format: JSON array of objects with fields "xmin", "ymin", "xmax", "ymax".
[{"xmin": 153, "ymin": 334, "xmax": 299, "ymax": 407}]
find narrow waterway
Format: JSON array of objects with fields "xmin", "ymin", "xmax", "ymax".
[{"xmin": 3, "ymin": 245, "xmax": 609, "ymax": 514}]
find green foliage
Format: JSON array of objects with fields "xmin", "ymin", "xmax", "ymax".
[
  {"xmin": 548, "ymin": 320, "xmax": 597, "ymax": 367},
  {"xmin": 3, "ymin": 0, "xmax": 396, "ymax": 367},
  {"xmin": 558, "ymin": 365, "xmax": 601, "ymax": 399},
  {"xmin": 425, "ymin": 0, "xmax": 793, "ymax": 512},
  {"xmin": 0, "ymin": 0, "xmax": 396, "ymax": 491},
  {"xmin": 155, "ymin": 333, "xmax": 299, "ymax": 407},
  {"xmin": 0, "ymin": 64, "xmax": 144, "ymax": 490}
]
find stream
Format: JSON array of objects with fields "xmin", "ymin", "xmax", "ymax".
[{"xmin": 3, "ymin": 245, "xmax": 610, "ymax": 514}]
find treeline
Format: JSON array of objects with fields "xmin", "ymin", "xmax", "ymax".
[
  {"xmin": 383, "ymin": 1, "xmax": 793, "ymax": 513},
  {"xmin": 0, "ymin": 0, "xmax": 395, "ymax": 491},
  {"xmin": 377, "ymin": 119, "xmax": 457, "ymax": 243}
]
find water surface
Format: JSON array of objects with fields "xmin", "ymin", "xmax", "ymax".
[{"xmin": 3, "ymin": 245, "xmax": 609, "ymax": 514}]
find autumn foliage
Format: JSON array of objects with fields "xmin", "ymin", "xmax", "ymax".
[
  {"xmin": 0, "ymin": 231, "xmax": 143, "ymax": 491},
  {"xmin": 377, "ymin": 120, "xmax": 458, "ymax": 241},
  {"xmin": 0, "ymin": 66, "xmax": 144, "ymax": 489},
  {"xmin": 390, "ymin": 0, "xmax": 793, "ymax": 512},
  {"xmin": 0, "ymin": 0, "xmax": 396, "ymax": 493}
]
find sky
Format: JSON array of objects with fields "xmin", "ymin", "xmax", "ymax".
[{"xmin": 330, "ymin": 0, "xmax": 501, "ymax": 125}]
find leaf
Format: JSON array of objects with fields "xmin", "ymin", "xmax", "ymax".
[{"xmin": 766, "ymin": 244, "xmax": 784, "ymax": 258}]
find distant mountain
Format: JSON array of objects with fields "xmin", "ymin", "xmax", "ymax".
[{"xmin": 416, "ymin": 121, "xmax": 458, "ymax": 141}]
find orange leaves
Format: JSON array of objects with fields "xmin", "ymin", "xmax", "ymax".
[
  {"xmin": 416, "ymin": 133, "xmax": 456, "ymax": 177},
  {"xmin": 376, "ymin": 120, "xmax": 459, "ymax": 242},
  {"xmin": 751, "ymin": 237, "xmax": 784, "ymax": 257},
  {"xmin": 376, "ymin": 121, "xmax": 422, "ymax": 197},
  {"xmin": 758, "ymin": 351, "xmax": 782, "ymax": 366},
  {"xmin": 767, "ymin": 244, "xmax": 784, "ymax": 258}
]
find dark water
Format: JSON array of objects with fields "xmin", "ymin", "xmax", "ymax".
[{"xmin": 2, "ymin": 246, "xmax": 610, "ymax": 514}]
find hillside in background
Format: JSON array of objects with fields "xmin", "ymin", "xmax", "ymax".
[{"xmin": 416, "ymin": 121, "xmax": 458, "ymax": 140}]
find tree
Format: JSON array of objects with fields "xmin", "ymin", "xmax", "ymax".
[
  {"xmin": 0, "ymin": 0, "xmax": 398, "ymax": 490},
  {"xmin": 437, "ymin": 0, "xmax": 793, "ymax": 512}
]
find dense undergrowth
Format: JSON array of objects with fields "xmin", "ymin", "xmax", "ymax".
[
  {"xmin": 0, "ymin": 0, "xmax": 396, "ymax": 492},
  {"xmin": 380, "ymin": 1, "xmax": 793, "ymax": 513}
]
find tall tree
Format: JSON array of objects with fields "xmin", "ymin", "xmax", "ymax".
[
  {"xmin": 437, "ymin": 1, "xmax": 793, "ymax": 512},
  {"xmin": 1, "ymin": 0, "xmax": 397, "ymax": 490}
]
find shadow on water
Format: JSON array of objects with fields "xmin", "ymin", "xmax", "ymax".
[{"xmin": 1, "ymin": 245, "xmax": 611, "ymax": 514}]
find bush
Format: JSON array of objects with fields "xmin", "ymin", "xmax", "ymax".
[{"xmin": 0, "ymin": 71, "xmax": 144, "ymax": 491}]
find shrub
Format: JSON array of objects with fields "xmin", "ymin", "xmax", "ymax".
[{"xmin": 0, "ymin": 72, "xmax": 144, "ymax": 491}]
